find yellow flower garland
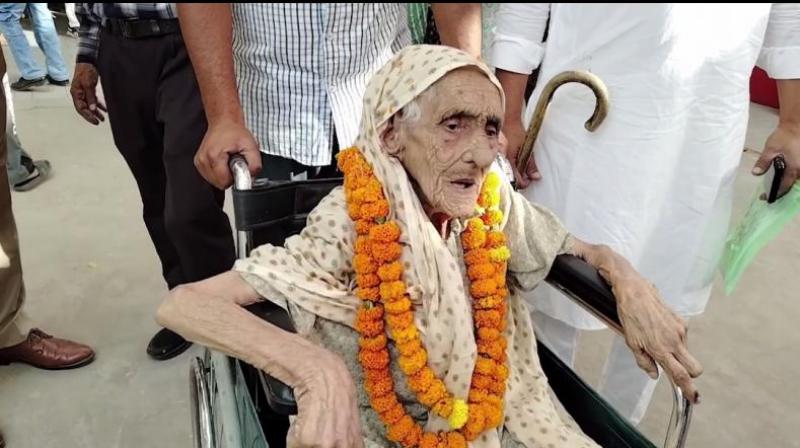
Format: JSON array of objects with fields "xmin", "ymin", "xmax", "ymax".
[{"xmin": 338, "ymin": 147, "xmax": 510, "ymax": 447}]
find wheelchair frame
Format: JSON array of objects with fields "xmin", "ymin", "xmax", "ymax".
[{"xmin": 188, "ymin": 157, "xmax": 692, "ymax": 448}]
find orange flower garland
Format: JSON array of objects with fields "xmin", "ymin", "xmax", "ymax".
[{"xmin": 338, "ymin": 147, "xmax": 510, "ymax": 447}]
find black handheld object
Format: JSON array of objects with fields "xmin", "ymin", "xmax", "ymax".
[{"xmin": 765, "ymin": 155, "xmax": 787, "ymax": 204}]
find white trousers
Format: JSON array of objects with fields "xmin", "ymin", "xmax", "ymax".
[
  {"xmin": 64, "ymin": 3, "xmax": 80, "ymax": 28},
  {"xmin": 532, "ymin": 311, "xmax": 660, "ymax": 425}
]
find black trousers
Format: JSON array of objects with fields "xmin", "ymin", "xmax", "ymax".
[{"xmin": 97, "ymin": 29, "xmax": 235, "ymax": 289}]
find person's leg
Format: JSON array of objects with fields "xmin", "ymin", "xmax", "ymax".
[
  {"xmin": 157, "ymin": 33, "xmax": 235, "ymax": 285},
  {"xmin": 530, "ymin": 310, "xmax": 580, "ymax": 367},
  {"xmin": 64, "ymin": 3, "xmax": 79, "ymax": 29},
  {"xmin": 3, "ymin": 74, "xmax": 50, "ymax": 190},
  {"xmin": 0, "ymin": 53, "xmax": 29, "ymax": 349},
  {"xmin": 96, "ymin": 29, "xmax": 185, "ymax": 291},
  {"xmin": 26, "ymin": 3, "xmax": 69, "ymax": 82},
  {"xmin": 598, "ymin": 334, "xmax": 660, "ymax": 425},
  {"xmin": 0, "ymin": 4, "xmax": 45, "ymax": 83}
]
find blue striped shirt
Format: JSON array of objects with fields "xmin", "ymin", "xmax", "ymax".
[{"xmin": 232, "ymin": 3, "xmax": 410, "ymax": 166}]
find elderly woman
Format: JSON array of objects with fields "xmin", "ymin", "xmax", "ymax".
[{"xmin": 157, "ymin": 46, "xmax": 701, "ymax": 448}]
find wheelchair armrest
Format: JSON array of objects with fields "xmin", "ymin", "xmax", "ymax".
[
  {"xmin": 244, "ymin": 301, "xmax": 299, "ymax": 415},
  {"xmin": 544, "ymin": 254, "xmax": 622, "ymax": 332}
]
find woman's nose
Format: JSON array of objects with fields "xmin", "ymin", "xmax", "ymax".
[{"xmin": 462, "ymin": 137, "xmax": 498, "ymax": 169}]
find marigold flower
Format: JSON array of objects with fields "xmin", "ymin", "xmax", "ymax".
[
  {"xmin": 355, "ymin": 220, "xmax": 372, "ymax": 235},
  {"xmin": 477, "ymin": 340, "xmax": 506, "ymax": 362},
  {"xmin": 396, "ymin": 338, "xmax": 423, "ymax": 357},
  {"xmin": 477, "ymin": 327, "xmax": 501, "ymax": 342},
  {"xmin": 489, "ymin": 247, "xmax": 511, "ymax": 263},
  {"xmin": 398, "ymin": 349, "xmax": 427, "ymax": 376},
  {"xmin": 354, "ymin": 253, "xmax": 377, "ymax": 274},
  {"xmin": 470, "ymin": 279, "xmax": 497, "ymax": 298},
  {"xmin": 359, "ymin": 334, "xmax": 388, "ymax": 352},
  {"xmin": 347, "ymin": 202, "xmax": 362, "ymax": 220},
  {"xmin": 379, "ymin": 280, "xmax": 406, "ymax": 301},
  {"xmin": 359, "ymin": 348, "xmax": 390, "ymax": 369},
  {"xmin": 463, "ymin": 405, "xmax": 486, "ymax": 438},
  {"xmin": 384, "ymin": 296, "xmax": 412, "ymax": 315},
  {"xmin": 357, "ymin": 273, "xmax": 381, "ymax": 289},
  {"xmin": 357, "ymin": 287, "xmax": 380, "ymax": 302},
  {"xmin": 446, "ymin": 431, "xmax": 468, "ymax": 448},
  {"xmin": 468, "ymin": 388, "xmax": 490, "ymax": 404},
  {"xmin": 402, "ymin": 424, "xmax": 423, "ymax": 447},
  {"xmin": 493, "ymin": 364, "xmax": 509, "ymax": 382},
  {"xmin": 380, "ymin": 403, "xmax": 406, "ymax": 425},
  {"xmin": 386, "ymin": 311, "xmax": 415, "ymax": 329},
  {"xmin": 474, "ymin": 310, "xmax": 502, "ymax": 329},
  {"xmin": 494, "ymin": 273, "xmax": 507, "ymax": 289},
  {"xmin": 362, "ymin": 200, "xmax": 390, "ymax": 221},
  {"xmin": 464, "ymin": 248, "xmax": 490, "ymax": 265},
  {"xmin": 363, "ymin": 178, "xmax": 384, "ymax": 202},
  {"xmin": 420, "ymin": 433, "xmax": 439, "ymax": 448},
  {"xmin": 372, "ymin": 394, "xmax": 400, "ymax": 413},
  {"xmin": 365, "ymin": 375, "xmax": 393, "ymax": 396},
  {"xmin": 355, "ymin": 236, "xmax": 371, "ymax": 254},
  {"xmin": 481, "ymin": 208, "xmax": 503, "ymax": 227},
  {"xmin": 470, "ymin": 373, "xmax": 493, "ymax": 391},
  {"xmin": 483, "ymin": 171, "xmax": 501, "ymax": 192},
  {"xmin": 417, "ymin": 378, "xmax": 447, "ymax": 406},
  {"xmin": 474, "ymin": 295, "xmax": 503, "ymax": 310},
  {"xmin": 371, "ymin": 241, "xmax": 403, "ymax": 263},
  {"xmin": 355, "ymin": 312, "xmax": 384, "ymax": 337},
  {"xmin": 486, "ymin": 231, "xmax": 506, "ymax": 248},
  {"xmin": 432, "ymin": 397, "xmax": 454, "ymax": 418},
  {"xmin": 377, "ymin": 261, "xmax": 403, "ymax": 281},
  {"xmin": 370, "ymin": 221, "xmax": 401, "ymax": 243},
  {"xmin": 484, "ymin": 405, "xmax": 504, "ymax": 429},
  {"xmin": 391, "ymin": 325, "xmax": 419, "ymax": 344},
  {"xmin": 386, "ymin": 415, "xmax": 415, "ymax": 442},
  {"xmin": 467, "ymin": 263, "xmax": 495, "ymax": 281},
  {"xmin": 448, "ymin": 399, "xmax": 469, "ymax": 430},
  {"xmin": 407, "ymin": 365, "xmax": 434, "ymax": 392},
  {"xmin": 475, "ymin": 357, "xmax": 497, "ymax": 376},
  {"xmin": 461, "ymin": 228, "xmax": 487, "ymax": 250}
]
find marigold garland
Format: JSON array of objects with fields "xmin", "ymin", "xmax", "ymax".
[{"xmin": 338, "ymin": 147, "xmax": 509, "ymax": 447}]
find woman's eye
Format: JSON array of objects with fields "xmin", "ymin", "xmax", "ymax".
[
  {"xmin": 445, "ymin": 119, "xmax": 462, "ymax": 131},
  {"xmin": 486, "ymin": 125, "xmax": 499, "ymax": 136}
]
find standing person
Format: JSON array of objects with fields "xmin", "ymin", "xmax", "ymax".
[
  {"xmin": 69, "ymin": 3, "xmax": 236, "ymax": 360},
  {"xmin": 0, "ymin": 48, "xmax": 94, "ymax": 375},
  {"xmin": 178, "ymin": 4, "xmax": 480, "ymax": 188},
  {"xmin": 0, "ymin": 3, "xmax": 70, "ymax": 90},
  {"xmin": 484, "ymin": 3, "xmax": 800, "ymax": 423}
]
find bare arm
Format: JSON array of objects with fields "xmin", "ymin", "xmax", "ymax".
[
  {"xmin": 567, "ymin": 237, "xmax": 703, "ymax": 403},
  {"xmin": 431, "ymin": 3, "xmax": 482, "ymax": 58},
  {"xmin": 176, "ymin": 3, "xmax": 261, "ymax": 188},
  {"xmin": 156, "ymin": 271, "xmax": 363, "ymax": 447},
  {"xmin": 753, "ymin": 79, "xmax": 800, "ymax": 197}
]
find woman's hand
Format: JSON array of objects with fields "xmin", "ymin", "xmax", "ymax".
[
  {"xmin": 289, "ymin": 353, "xmax": 364, "ymax": 448},
  {"xmin": 570, "ymin": 239, "xmax": 703, "ymax": 403}
]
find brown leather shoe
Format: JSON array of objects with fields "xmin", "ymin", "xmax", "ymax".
[{"xmin": 0, "ymin": 329, "xmax": 95, "ymax": 370}]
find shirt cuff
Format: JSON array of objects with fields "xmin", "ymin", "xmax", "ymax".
[
  {"xmin": 758, "ymin": 46, "xmax": 800, "ymax": 79},
  {"xmin": 488, "ymin": 33, "xmax": 545, "ymax": 75}
]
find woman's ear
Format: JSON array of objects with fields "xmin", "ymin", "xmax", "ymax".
[{"xmin": 380, "ymin": 115, "xmax": 404, "ymax": 158}]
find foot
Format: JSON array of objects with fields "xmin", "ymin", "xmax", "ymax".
[
  {"xmin": 147, "ymin": 328, "xmax": 192, "ymax": 361},
  {"xmin": 66, "ymin": 26, "xmax": 79, "ymax": 38},
  {"xmin": 0, "ymin": 329, "xmax": 95, "ymax": 370},
  {"xmin": 45, "ymin": 75, "xmax": 69, "ymax": 86},
  {"xmin": 10, "ymin": 76, "xmax": 46, "ymax": 91},
  {"xmin": 13, "ymin": 160, "xmax": 52, "ymax": 192}
]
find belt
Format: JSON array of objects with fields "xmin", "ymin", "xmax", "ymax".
[{"xmin": 102, "ymin": 18, "xmax": 180, "ymax": 39}]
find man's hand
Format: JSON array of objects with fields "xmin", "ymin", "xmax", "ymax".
[
  {"xmin": 753, "ymin": 122, "xmax": 800, "ymax": 198},
  {"xmin": 289, "ymin": 353, "xmax": 364, "ymax": 448},
  {"xmin": 571, "ymin": 240, "xmax": 703, "ymax": 403},
  {"xmin": 70, "ymin": 63, "xmax": 106, "ymax": 125},
  {"xmin": 194, "ymin": 121, "xmax": 262, "ymax": 189},
  {"xmin": 504, "ymin": 118, "xmax": 541, "ymax": 188}
]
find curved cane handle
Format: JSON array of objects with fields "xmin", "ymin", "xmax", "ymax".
[{"xmin": 516, "ymin": 70, "xmax": 610, "ymax": 176}]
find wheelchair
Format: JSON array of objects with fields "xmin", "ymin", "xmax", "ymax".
[{"xmin": 188, "ymin": 157, "xmax": 693, "ymax": 448}]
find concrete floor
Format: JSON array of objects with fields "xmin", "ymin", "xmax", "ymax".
[{"xmin": 1, "ymin": 30, "xmax": 798, "ymax": 448}]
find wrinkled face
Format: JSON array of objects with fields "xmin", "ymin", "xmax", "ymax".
[{"xmin": 381, "ymin": 68, "xmax": 504, "ymax": 219}]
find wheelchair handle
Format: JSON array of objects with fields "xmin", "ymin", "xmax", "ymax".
[
  {"xmin": 548, "ymin": 255, "xmax": 693, "ymax": 448},
  {"xmin": 229, "ymin": 154, "xmax": 253, "ymax": 191}
]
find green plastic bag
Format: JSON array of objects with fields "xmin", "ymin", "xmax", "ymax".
[{"xmin": 721, "ymin": 183, "xmax": 800, "ymax": 295}]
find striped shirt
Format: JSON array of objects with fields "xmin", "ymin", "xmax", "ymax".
[
  {"xmin": 75, "ymin": 3, "xmax": 177, "ymax": 65},
  {"xmin": 233, "ymin": 4, "xmax": 410, "ymax": 167}
]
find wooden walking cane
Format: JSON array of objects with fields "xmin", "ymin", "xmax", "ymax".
[{"xmin": 515, "ymin": 70, "xmax": 611, "ymax": 177}]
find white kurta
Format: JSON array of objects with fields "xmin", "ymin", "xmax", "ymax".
[{"xmin": 491, "ymin": 3, "xmax": 800, "ymax": 330}]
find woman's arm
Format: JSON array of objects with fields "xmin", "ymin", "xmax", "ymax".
[
  {"xmin": 156, "ymin": 271, "xmax": 364, "ymax": 447},
  {"xmin": 568, "ymin": 238, "xmax": 703, "ymax": 403}
]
